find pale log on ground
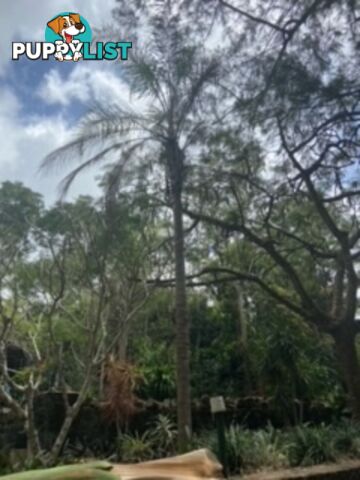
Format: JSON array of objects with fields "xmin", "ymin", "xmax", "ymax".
[
  {"xmin": 0, "ymin": 449, "xmax": 223, "ymax": 480},
  {"xmin": 112, "ymin": 449, "xmax": 224, "ymax": 480}
]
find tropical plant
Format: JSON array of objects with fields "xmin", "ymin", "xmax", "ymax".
[
  {"xmin": 118, "ymin": 431, "xmax": 154, "ymax": 463},
  {"xmin": 287, "ymin": 423, "xmax": 337, "ymax": 466},
  {"xmin": 135, "ymin": 339, "xmax": 176, "ymax": 401},
  {"xmin": 150, "ymin": 415, "xmax": 178, "ymax": 455},
  {"xmin": 101, "ymin": 358, "xmax": 141, "ymax": 432},
  {"xmin": 42, "ymin": 2, "xmax": 220, "ymax": 449}
]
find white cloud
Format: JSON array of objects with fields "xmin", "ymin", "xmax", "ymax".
[
  {"xmin": 0, "ymin": 62, "xmax": 150, "ymax": 204},
  {"xmin": 0, "ymin": 0, "xmax": 150, "ymax": 204},
  {"xmin": 0, "ymin": 89, "xmax": 22, "ymax": 169},
  {"xmin": 37, "ymin": 69, "xmax": 91, "ymax": 107},
  {"xmin": 37, "ymin": 61, "xmax": 151, "ymax": 117},
  {"xmin": 0, "ymin": 0, "xmax": 116, "ymax": 76},
  {"xmin": 37, "ymin": 64, "xmax": 127, "ymax": 107},
  {"xmin": 0, "ymin": 87, "xmax": 101, "ymax": 204}
]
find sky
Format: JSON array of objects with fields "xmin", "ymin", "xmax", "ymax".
[{"xmin": 0, "ymin": 0, "xmax": 133, "ymax": 205}]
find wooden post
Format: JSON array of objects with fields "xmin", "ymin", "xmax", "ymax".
[{"xmin": 210, "ymin": 396, "xmax": 228, "ymax": 477}]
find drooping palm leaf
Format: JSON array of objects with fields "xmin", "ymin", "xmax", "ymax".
[{"xmin": 0, "ymin": 462, "xmax": 117, "ymax": 480}]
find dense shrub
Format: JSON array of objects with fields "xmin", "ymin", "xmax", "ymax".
[
  {"xmin": 117, "ymin": 415, "xmax": 178, "ymax": 462},
  {"xmin": 218, "ymin": 421, "xmax": 360, "ymax": 473}
]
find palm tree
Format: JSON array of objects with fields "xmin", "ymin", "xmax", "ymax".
[{"xmin": 43, "ymin": 7, "xmax": 218, "ymax": 449}]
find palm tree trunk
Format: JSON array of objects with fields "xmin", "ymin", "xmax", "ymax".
[{"xmin": 172, "ymin": 186, "xmax": 192, "ymax": 450}]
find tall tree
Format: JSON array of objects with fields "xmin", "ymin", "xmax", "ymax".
[
  {"xmin": 185, "ymin": 114, "xmax": 360, "ymax": 414},
  {"xmin": 168, "ymin": 0, "xmax": 360, "ymax": 418},
  {"xmin": 43, "ymin": 4, "xmax": 219, "ymax": 448},
  {"xmin": 0, "ymin": 187, "xmax": 156, "ymax": 465}
]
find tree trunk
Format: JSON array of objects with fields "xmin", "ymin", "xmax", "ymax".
[
  {"xmin": 235, "ymin": 283, "xmax": 251, "ymax": 394},
  {"xmin": 333, "ymin": 326, "xmax": 360, "ymax": 419},
  {"xmin": 235, "ymin": 282, "xmax": 247, "ymax": 348},
  {"xmin": 172, "ymin": 187, "xmax": 192, "ymax": 450},
  {"xmin": 117, "ymin": 321, "xmax": 130, "ymax": 362},
  {"xmin": 25, "ymin": 387, "xmax": 42, "ymax": 464},
  {"xmin": 47, "ymin": 391, "xmax": 87, "ymax": 465}
]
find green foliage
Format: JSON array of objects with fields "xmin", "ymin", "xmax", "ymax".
[
  {"xmin": 132, "ymin": 281, "xmax": 343, "ymax": 418},
  {"xmin": 192, "ymin": 421, "xmax": 360, "ymax": 474},
  {"xmin": 190, "ymin": 294, "xmax": 245, "ymax": 397},
  {"xmin": 135, "ymin": 339, "xmax": 176, "ymax": 401},
  {"xmin": 245, "ymin": 297, "xmax": 343, "ymax": 417},
  {"xmin": 117, "ymin": 431, "xmax": 154, "ymax": 463},
  {"xmin": 285, "ymin": 421, "xmax": 360, "ymax": 467},
  {"xmin": 150, "ymin": 415, "xmax": 178, "ymax": 455},
  {"xmin": 0, "ymin": 181, "xmax": 43, "ymax": 246},
  {"xmin": 228, "ymin": 425, "xmax": 289, "ymax": 473},
  {"xmin": 105, "ymin": 421, "xmax": 360, "ymax": 474},
  {"xmin": 0, "ymin": 450, "xmax": 12, "ymax": 476},
  {"xmin": 2, "ymin": 0, "xmax": 360, "ymax": 470},
  {"xmin": 287, "ymin": 424, "xmax": 337, "ymax": 466},
  {"xmin": 117, "ymin": 415, "xmax": 177, "ymax": 461}
]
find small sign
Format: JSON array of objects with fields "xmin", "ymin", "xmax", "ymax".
[{"xmin": 210, "ymin": 396, "xmax": 226, "ymax": 413}]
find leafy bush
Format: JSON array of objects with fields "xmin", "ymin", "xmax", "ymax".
[
  {"xmin": 190, "ymin": 425, "xmax": 288, "ymax": 474},
  {"xmin": 222, "ymin": 425, "xmax": 289, "ymax": 473},
  {"xmin": 190, "ymin": 430, "xmax": 218, "ymax": 454},
  {"xmin": 0, "ymin": 449, "xmax": 12, "ymax": 475},
  {"xmin": 134, "ymin": 340, "xmax": 176, "ymax": 401},
  {"xmin": 286, "ymin": 423, "xmax": 337, "ymax": 466},
  {"xmin": 285, "ymin": 421, "xmax": 360, "ymax": 466},
  {"xmin": 117, "ymin": 431, "xmax": 154, "ymax": 462},
  {"xmin": 191, "ymin": 421, "xmax": 360, "ymax": 474},
  {"xmin": 150, "ymin": 415, "xmax": 178, "ymax": 456},
  {"xmin": 117, "ymin": 419, "xmax": 360, "ymax": 474},
  {"xmin": 332, "ymin": 420, "xmax": 360, "ymax": 455},
  {"xmin": 117, "ymin": 415, "xmax": 178, "ymax": 462}
]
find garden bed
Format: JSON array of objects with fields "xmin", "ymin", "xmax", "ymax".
[{"xmin": 240, "ymin": 459, "xmax": 360, "ymax": 480}]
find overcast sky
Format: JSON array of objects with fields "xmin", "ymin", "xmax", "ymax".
[{"xmin": 0, "ymin": 0, "xmax": 132, "ymax": 205}]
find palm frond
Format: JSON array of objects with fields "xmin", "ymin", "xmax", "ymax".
[
  {"xmin": 177, "ymin": 56, "xmax": 219, "ymax": 131},
  {"xmin": 103, "ymin": 137, "xmax": 152, "ymax": 202},
  {"xmin": 125, "ymin": 52, "xmax": 168, "ymax": 109},
  {"xmin": 57, "ymin": 142, "xmax": 125, "ymax": 198},
  {"xmin": 40, "ymin": 134, "xmax": 96, "ymax": 174},
  {"xmin": 41, "ymin": 104, "xmax": 152, "ymax": 181},
  {"xmin": 42, "ymin": 5, "xmax": 221, "ymax": 200}
]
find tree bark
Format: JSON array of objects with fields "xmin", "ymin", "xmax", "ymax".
[
  {"xmin": 333, "ymin": 326, "xmax": 360, "ymax": 420},
  {"xmin": 235, "ymin": 283, "xmax": 251, "ymax": 394},
  {"xmin": 235, "ymin": 282, "xmax": 247, "ymax": 348},
  {"xmin": 25, "ymin": 387, "xmax": 42, "ymax": 464},
  {"xmin": 46, "ymin": 388, "xmax": 87, "ymax": 465},
  {"xmin": 166, "ymin": 136, "xmax": 192, "ymax": 450},
  {"xmin": 117, "ymin": 321, "xmax": 130, "ymax": 362},
  {"xmin": 172, "ymin": 187, "xmax": 192, "ymax": 450}
]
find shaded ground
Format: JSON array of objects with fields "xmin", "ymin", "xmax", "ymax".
[{"xmin": 239, "ymin": 459, "xmax": 360, "ymax": 479}]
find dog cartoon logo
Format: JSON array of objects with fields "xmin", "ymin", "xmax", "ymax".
[
  {"xmin": 13, "ymin": 14, "xmax": 131, "ymax": 62},
  {"xmin": 46, "ymin": 12, "xmax": 92, "ymax": 62}
]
